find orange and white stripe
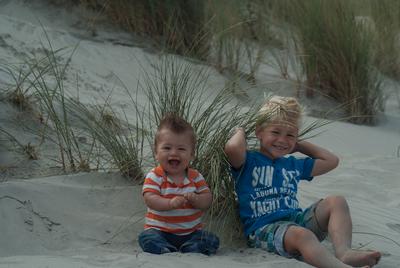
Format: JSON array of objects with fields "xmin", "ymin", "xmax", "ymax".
[{"xmin": 142, "ymin": 166, "xmax": 210, "ymax": 235}]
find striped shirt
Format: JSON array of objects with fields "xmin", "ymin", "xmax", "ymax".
[{"xmin": 142, "ymin": 166, "xmax": 210, "ymax": 235}]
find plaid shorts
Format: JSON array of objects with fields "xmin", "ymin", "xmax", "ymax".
[{"xmin": 247, "ymin": 200, "xmax": 327, "ymax": 258}]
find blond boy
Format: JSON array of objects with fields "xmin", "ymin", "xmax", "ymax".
[{"xmin": 224, "ymin": 96, "xmax": 380, "ymax": 267}]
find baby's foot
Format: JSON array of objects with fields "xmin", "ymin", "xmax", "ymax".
[{"xmin": 339, "ymin": 249, "xmax": 381, "ymax": 267}]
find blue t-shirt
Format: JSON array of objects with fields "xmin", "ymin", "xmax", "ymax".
[{"xmin": 232, "ymin": 151, "xmax": 315, "ymax": 236}]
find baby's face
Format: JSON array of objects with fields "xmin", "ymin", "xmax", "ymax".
[
  {"xmin": 155, "ymin": 128, "xmax": 194, "ymax": 179},
  {"xmin": 256, "ymin": 121, "xmax": 298, "ymax": 159}
]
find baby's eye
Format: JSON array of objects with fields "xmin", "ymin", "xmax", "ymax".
[
  {"xmin": 271, "ymin": 130, "xmax": 280, "ymax": 134},
  {"xmin": 178, "ymin": 147, "xmax": 187, "ymax": 151},
  {"xmin": 162, "ymin": 146, "xmax": 171, "ymax": 150}
]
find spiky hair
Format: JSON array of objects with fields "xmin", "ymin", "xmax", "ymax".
[{"xmin": 155, "ymin": 113, "xmax": 196, "ymax": 150}]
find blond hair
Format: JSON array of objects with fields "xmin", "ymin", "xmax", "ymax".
[{"xmin": 256, "ymin": 95, "xmax": 303, "ymax": 129}]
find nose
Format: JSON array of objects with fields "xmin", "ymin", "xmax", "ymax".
[
  {"xmin": 169, "ymin": 148, "xmax": 178, "ymax": 155},
  {"xmin": 276, "ymin": 135, "xmax": 287, "ymax": 143}
]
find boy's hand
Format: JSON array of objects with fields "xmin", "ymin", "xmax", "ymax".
[
  {"xmin": 296, "ymin": 140, "xmax": 339, "ymax": 176},
  {"xmin": 291, "ymin": 142, "xmax": 300, "ymax": 153},
  {"xmin": 169, "ymin": 196, "xmax": 186, "ymax": 209}
]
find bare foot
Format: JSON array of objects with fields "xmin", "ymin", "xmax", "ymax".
[{"xmin": 339, "ymin": 249, "xmax": 381, "ymax": 267}]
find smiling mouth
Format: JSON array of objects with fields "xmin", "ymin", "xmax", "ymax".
[
  {"xmin": 273, "ymin": 145, "xmax": 288, "ymax": 151},
  {"xmin": 168, "ymin": 159, "xmax": 180, "ymax": 167}
]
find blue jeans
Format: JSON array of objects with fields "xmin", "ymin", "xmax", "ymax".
[{"xmin": 138, "ymin": 229, "xmax": 219, "ymax": 255}]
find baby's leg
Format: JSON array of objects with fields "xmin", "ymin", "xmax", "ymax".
[
  {"xmin": 138, "ymin": 229, "xmax": 178, "ymax": 254},
  {"xmin": 180, "ymin": 230, "xmax": 219, "ymax": 255},
  {"xmin": 314, "ymin": 196, "xmax": 381, "ymax": 267}
]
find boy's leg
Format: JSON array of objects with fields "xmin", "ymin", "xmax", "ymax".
[
  {"xmin": 314, "ymin": 196, "xmax": 381, "ymax": 267},
  {"xmin": 250, "ymin": 221, "xmax": 364, "ymax": 268},
  {"xmin": 284, "ymin": 225, "xmax": 354, "ymax": 268},
  {"xmin": 138, "ymin": 229, "xmax": 178, "ymax": 254},
  {"xmin": 248, "ymin": 221, "xmax": 367, "ymax": 268},
  {"xmin": 179, "ymin": 230, "xmax": 219, "ymax": 255}
]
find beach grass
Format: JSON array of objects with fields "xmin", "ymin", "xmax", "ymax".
[
  {"xmin": 28, "ymin": 36, "xmax": 92, "ymax": 172},
  {"xmin": 0, "ymin": 127, "xmax": 38, "ymax": 160},
  {"xmin": 275, "ymin": 0, "xmax": 384, "ymax": 124},
  {"xmin": 0, "ymin": 63, "xmax": 37, "ymax": 112},
  {"xmin": 77, "ymin": 0, "xmax": 210, "ymax": 59},
  {"xmin": 51, "ymin": 0, "xmax": 393, "ymax": 125},
  {"xmin": 367, "ymin": 0, "xmax": 400, "ymax": 81},
  {"xmin": 65, "ymin": 95, "xmax": 146, "ymax": 181}
]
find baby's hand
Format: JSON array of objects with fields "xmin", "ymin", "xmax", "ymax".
[
  {"xmin": 169, "ymin": 196, "xmax": 186, "ymax": 209},
  {"xmin": 184, "ymin": 192, "xmax": 198, "ymax": 205}
]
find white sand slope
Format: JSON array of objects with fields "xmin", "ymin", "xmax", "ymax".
[
  {"xmin": 0, "ymin": 173, "xmax": 311, "ymax": 268},
  {"xmin": 0, "ymin": 1, "xmax": 399, "ymax": 267}
]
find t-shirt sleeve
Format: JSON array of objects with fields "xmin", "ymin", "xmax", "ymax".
[
  {"xmin": 142, "ymin": 171, "xmax": 162, "ymax": 195},
  {"xmin": 300, "ymin": 157, "xmax": 315, "ymax": 181},
  {"xmin": 194, "ymin": 173, "xmax": 211, "ymax": 193}
]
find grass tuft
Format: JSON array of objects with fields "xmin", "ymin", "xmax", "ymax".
[
  {"xmin": 0, "ymin": 128, "xmax": 38, "ymax": 160},
  {"xmin": 287, "ymin": 0, "xmax": 384, "ymax": 124}
]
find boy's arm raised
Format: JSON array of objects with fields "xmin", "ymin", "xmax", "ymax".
[
  {"xmin": 224, "ymin": 127, "xmax": 247, "ymax": 169},
  {"xmin": 295, "ymin": 141, "xmax": 339, "ymax": 176}
]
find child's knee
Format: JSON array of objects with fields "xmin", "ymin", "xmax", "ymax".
[
  {"xmin": 138, "ymin": 229, "xmax": 175, "ymax": 254},
  {"xmin": 207, "ymin": 234, "xmax": 220, "ymax": 253},
  {"xmin": 325, "ymin": 195, "xmax": 349, "ymax": 210},
  {"xmin": 286, "ymin": 226, "xmax": 317, "ymax": 246},
  {"xmin": 194, "ymin": 231, "xmax": 220, "ymax": 251},
  {"xmin": 204, "ymin": 232, "xmax": 220, "ymax": 246},
  {"xmin": 180, "ymin": 232, "xmax": 219, "ymax": 255}
]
